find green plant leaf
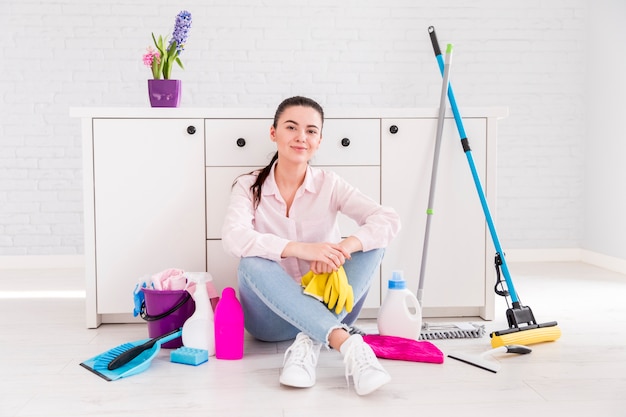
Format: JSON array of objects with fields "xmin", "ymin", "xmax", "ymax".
[
  {"xmin": 166, "ymin": 42, "xmax": 178, "ymax": 60},
  {"xmin": 151, "ymin": 59, "xmax": 161, "ymax": 79},
  {"xmin": 152, "ymin": 33, "xmax": 163, "ymax": 55}
]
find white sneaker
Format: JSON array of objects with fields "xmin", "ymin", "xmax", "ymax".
[
  {"xmin": 341, "ymin": 334, "xmax": 391, "ymax": 395},
  {"xmin": 279, "ymin": 333, "xmax": 322, "ymax": 388}
]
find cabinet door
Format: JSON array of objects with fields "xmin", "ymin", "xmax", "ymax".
[
  {"xmin": 93, "ymin": 119, "xmax": 206, "ymax": 314},
  {"xmin": 381, "ymin": 118, "xmax": 488, "ymax": 311}
]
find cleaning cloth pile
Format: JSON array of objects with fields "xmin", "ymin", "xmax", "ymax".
[{"xmin": 132, "ymin": 268, "xmax": 219, "ymax": 317}]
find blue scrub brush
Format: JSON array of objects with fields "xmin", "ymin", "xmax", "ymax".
[{"xmin": 80, "ymin": 328, "xmax": 182, "ymax": 381}]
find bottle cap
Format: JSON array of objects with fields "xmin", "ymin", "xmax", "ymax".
[{"xmin": 388, "ymin": 270, "xmax": 407, "ymax": 289}]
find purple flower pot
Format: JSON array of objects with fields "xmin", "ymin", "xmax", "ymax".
[{"xmin": 148, "ymin": 79, "xmax": 181, "ymax": 107}]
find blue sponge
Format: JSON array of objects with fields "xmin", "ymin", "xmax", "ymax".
[{"xmin": 170, "ymin": 347, "xmax": 209, "ymax": 366}]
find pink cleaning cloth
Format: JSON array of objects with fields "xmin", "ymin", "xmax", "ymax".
[
  {"xmin": 183, "ymin": 273, "xmax": 221, "ymax": 311},
  {"xmin": 151, "ymin": 268, "xmax": 186, "ymax": 290},
  {"xmin": 185, "ymin": 280, "xmax": 219, "ymax": 299},
  {"xmin": 363, "ymin": 334, "xmax": 444, "ymax": 364}
]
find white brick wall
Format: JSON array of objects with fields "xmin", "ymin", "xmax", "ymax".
[{"xmin": 0, "ymin": 0, "xmax": 601, "ymax": 257}]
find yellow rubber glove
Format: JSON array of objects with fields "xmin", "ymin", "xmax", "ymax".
[
  {"xmin": 301, "ymin": 270, "xmax": 331, "ymax": 301},
  {"xmin": 323, "ymin": 266, "xmax": 354, "ymax": 314}
]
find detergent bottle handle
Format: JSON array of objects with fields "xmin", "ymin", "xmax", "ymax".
[{"xmin": 404, "ymin": 290, "xmax": 422, "ymax": 317}]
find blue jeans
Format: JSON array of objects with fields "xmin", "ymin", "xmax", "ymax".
[{"xmin": 237, "ymin": 249, "xmax": 384, "ymax": 347}]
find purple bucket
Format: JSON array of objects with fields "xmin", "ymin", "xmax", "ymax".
[{"xmin": 141, "ymin": 288, "xmax": 195, "ymax": 348}]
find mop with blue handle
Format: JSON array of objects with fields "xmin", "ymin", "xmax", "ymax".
[
  {"xmin": 427, "ymin": 26, "xmax": 561, "ymax": 347},
  {"xmin": 417, "ymin": 42, "xmax": 486, "ymax": 340}
]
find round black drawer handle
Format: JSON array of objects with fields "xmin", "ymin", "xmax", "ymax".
[
  {"xmin": 187, "ymin": 126, "xmax": 196, "ymax": 135},
  {"xmin": 389, "ymin": 125, "xmax": 399, "ymax": 134},
  {"xmin": 236, "ymin": 138, "xmax": 246, "ymax": 147},
  {"xmin": 341, "ymin": 138, "xmax": 350, "ymax": 147}
]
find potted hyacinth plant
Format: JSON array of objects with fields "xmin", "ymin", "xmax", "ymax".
[{"xmin": 143, "ymin": 10, "xmax": 192, "ymax": 107}]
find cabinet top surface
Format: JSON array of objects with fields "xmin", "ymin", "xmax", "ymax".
[{"xmin": 70, "ymin": 106, "xmax": 508, "ymax": 119}]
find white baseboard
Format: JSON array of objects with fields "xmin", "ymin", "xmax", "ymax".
[
  {"xmin": 580, "ymin": 250, "xmax": 626, "ymax": 276},
  {"xmin": 505, "ymin": 248, "xmax": 583, "ymax": 263},
  {"xmin": 506, "ymin": 248, "xmax": 626, "ymax": 275},
  {"xmin": 0, "ymin": 255, "xmax": 85, "ymax": 269}
]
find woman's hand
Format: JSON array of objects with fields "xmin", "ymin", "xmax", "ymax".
[
  {"xmin": 308, "ymin": 242, "xmax": 350, "ymax": 273},
  {"xmin": 310, "ymin": 259, "xmax": 335, "ymax": 274},
  {"xmin": 282, "ymin": 241, "xmax": 351, "ymax": 273},
  {"xmin": 311, "ymin": 243, "xmax": 350, "ymax": 274}
]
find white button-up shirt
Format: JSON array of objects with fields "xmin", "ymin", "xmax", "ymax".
[{"xmin": 222, "ymin": 163, "xmax": 401, "ymax": 282}]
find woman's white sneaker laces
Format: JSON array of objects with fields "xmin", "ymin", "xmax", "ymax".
[
  {"xmin": 341, "ymin": 334, "xmax": 391, "ymax": 395},
  {"xmin": 279, "ymin": 333, "xmax": 321, "ymax": 388}
]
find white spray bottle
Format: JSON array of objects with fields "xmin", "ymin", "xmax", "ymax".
[{"xmin": 182, "ymin": 272, "xmax": 215, "ymax": 356}]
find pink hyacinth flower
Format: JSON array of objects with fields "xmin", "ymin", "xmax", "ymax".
[{"xmin": 143, "ymin": 46, "xmax": 160, "ymax": 67}]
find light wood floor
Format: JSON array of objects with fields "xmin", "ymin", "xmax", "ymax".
[{"xmin": 1, "ymin": 261, "xmax": 624, "ymax": 417}]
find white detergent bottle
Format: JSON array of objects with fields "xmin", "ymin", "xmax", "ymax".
[
  {"xmin": 182, "ymin": 272, "xmax": 216, "ymax": 356},
  {"xmin": 377, "ymin": 270, "xmax": 422, "ymax": 340}
]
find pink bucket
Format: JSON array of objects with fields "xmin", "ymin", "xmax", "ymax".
[{"xmin": 141, "ymin": 288, "xmax": 195, "ymax": 349}]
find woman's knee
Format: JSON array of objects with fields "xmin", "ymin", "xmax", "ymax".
[{"xmin": 349, "ymin": 248, "xmax": 384, "ymax": 267}]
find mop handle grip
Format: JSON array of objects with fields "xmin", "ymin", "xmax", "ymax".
[{"xmin": 428, "ymin": 26, "xmax": 442, "ymax": 56}]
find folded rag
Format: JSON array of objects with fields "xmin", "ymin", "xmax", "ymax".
[{"xmin": 363, "ymin": 334, "xmax": 444, "ymax": 364}]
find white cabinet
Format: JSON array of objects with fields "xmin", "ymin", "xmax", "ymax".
[
  {"xmin": 72, "ymin": 107, "xmax": 505, "ymax": 327},
  {"xmin": 82, "ymin": 118, "xmax": 206, "ymax": 327},
  {"xmin": 381, "ymin": 118, "xmax": 491, "ymax": 318}
]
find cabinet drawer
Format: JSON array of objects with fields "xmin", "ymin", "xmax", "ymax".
[
  {"xmin": 205, "ymin": 119, "xmax": 380, "ymax": 167},
  {"xmin": 206, "ymin": 119, "xmax": 275, "ymax": 167},
  {"xmin": 314, "ymin": 119, "xmax": 380, "ymax": 166}
]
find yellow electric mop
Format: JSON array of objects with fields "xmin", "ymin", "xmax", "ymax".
[{"xmin": 428, "ymin": 26, "xmax": 561, "ymax": 348}]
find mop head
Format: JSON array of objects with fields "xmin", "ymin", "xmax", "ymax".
[
  {"xmin": 490, "ymin": 325, "xmax": 561, "ymax": 348},
  {"xmin": 419, "ymin": 322, "xmax": 486, "ymax": 340}
]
